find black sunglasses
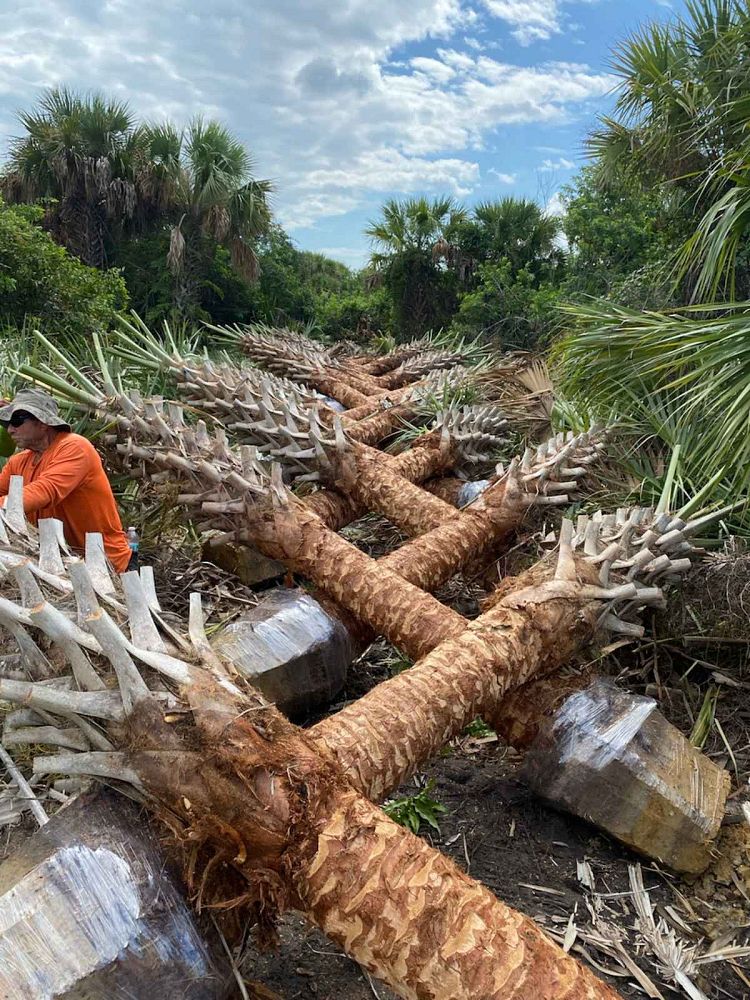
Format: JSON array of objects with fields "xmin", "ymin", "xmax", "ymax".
[{"xmin": 7, "ymin": 411, "xmax": 34, "ymax": 428}]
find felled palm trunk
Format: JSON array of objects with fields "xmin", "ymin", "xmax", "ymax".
[
  {"xmin": 337, "ymin": 388, "xmax": 417, "ymax": 424},
  {"xmin": 374, "ymin": 351, "xmax": 469, "ymax": 390},
  {"xmin": 302, "ymin": 435, "xmax": 451, "ymax": 530},
  {"xmin": 234, "ymin": 326, "xmax": 389, "ymax": 406},
  {"xmin": 306, "ymin": 374, "xmax": 371, "ymax": 408},
  {"xmin": 422, "ymin": 474, "xmax": 472, "ymax": 505},
  {"xmin": 323, "ymin": 427, "xmax": 600, "ymax": 545},
  {"xmin": 244, "ymin": 495, "xmax": 467, "ymax": 660},
  {"xmin": 305, "ymin": 432, "xmax": 454, "ymax": 531},
  {"xmin": 328, "ymin": 441, "xmax": 459, "ymax": 536},
  {"xmin": 89, "ymin": 676, "xmax": 619, "ymax": 1000},
  {"xmin": 309, "ymin": 556, "xmax": 603, "ymax": 800},
  {"xmin": 0, "ymin": 511, "xmax": 621, "ymax": 1000},
  {"xmin": 354, "ymin": 345, "xmax": 427, "ymax": 376},
  {"xmin": 375, "ymin": 434, "xmax": 604, "ymax": 593},
  {"xmin": 377, "ymin": 475, "xmax": 527, "ymax": 590},
  {"xmin": 490, "ymin": 669, "xmax": 594, "ymax": 749},
  {"xmin": 343, "ymin": 401, "xmax": 420, "ymax": 444}
]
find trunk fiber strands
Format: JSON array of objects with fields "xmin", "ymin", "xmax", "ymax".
[
  {"xmin": 310, "ymin": 555, "xmax": 604, "ymax": 801},
  {"xmin": 243, "ymin": 494, "xmax": 468, "ymax": 661}
]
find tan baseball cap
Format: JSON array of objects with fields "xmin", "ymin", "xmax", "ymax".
[{"xmin": 0, "ymin": 389, "xmax": 71, "ymax": 431}]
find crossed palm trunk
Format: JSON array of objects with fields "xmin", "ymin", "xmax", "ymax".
[
  {"xmin": 2, "ymin": 339, "xmax": 714, "ymax": 997},
  {"xmin": 0, "ymin": 483, "xmax": 628, "ymax": 999},
  {"xmin": 0, "ymin": 400, "xmax": 711, "ymax": 1000}
]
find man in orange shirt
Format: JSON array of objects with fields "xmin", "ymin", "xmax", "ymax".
[{"xmin": 0, "ymin": 389, "xmax": 132, "ymax": 573}]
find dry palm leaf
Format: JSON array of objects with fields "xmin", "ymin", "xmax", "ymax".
[{"xmin": 472, "ymin": 354, "xmax": 555, "ymax": 437}]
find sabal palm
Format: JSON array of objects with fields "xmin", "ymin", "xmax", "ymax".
[
  {"xmin": 365, "ymin": 196, "xmax": 466, "ymax": 339},
  {"xmin": 1, "ymin": 90, "xmax": 272, "ymax": 285},
  {"xmin": 1, "ymin": 87, "xmax": 146, "ymax": 266},
  {"xmin": 554, "ymin": 1, "xmax": 750, "ymax": 512},
  {"xmin": 366, "ymin": 196, "xmax": 466, "ymax": 264},
  {"xmin": 588, "ymin": 0, "xmax": 750, "ymax": 298},
  {"xmin": 553, "ymin": 299, "xmax": 750, "ymax": 500},
  {"xmin": 589, "ymin": 1, "xmax": 749, "ymax": 186},
  {"xmin": 472, "ymin": 198, "xmax": 561, "ymax": 274},
  {"xmin": 166, "ymin": 119, "xmax": 272, "ymax": 284}
]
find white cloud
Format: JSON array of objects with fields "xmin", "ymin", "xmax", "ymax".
[
  {"xmin": 540, "ymin": 156, "xmax": 576, "ymax": 170},
  {"xmin": 488, "ymin": 168, "xmax": 517, "ymax": 183},
  {"xmin": 280, "ymin": 149, "xmax": 479, "ymax": 229},
  {"xmin": 0, "ymin": 1, "xmax": 612, "ymax": 230},
  {"xmin": 481, "ymin": 0, "xmax": 600, "ymax": 46},
  {"xmin": 410, "ymin": 56, "xmax": 457, "ymax": 82},
  {"xmin": 482, "ymin": 0, "xmax": 562, "ymax": 44},
  {"xmin": 545, "ymin": 190, "xmax": 566, "ymax": 217}
]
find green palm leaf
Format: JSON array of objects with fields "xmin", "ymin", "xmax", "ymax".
[{"xmin": 553, "ymin": 299, "xmax": 750, "ymax": 496}]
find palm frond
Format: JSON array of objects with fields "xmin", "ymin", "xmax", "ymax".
[{"xmin": 553, "ymin": 299, "xmax": 750, "ymax": 495}]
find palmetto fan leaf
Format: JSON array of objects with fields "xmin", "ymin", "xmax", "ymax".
[
  {"xmin": 677, "ymin": 131, "xmax": 750, "ymax": 299},
  {"xmin": 553, "ymin": 300, "xmax": 750, "ymax": 493},
  {"xmin": 366, "ymin": 196, "xmax": 466, "ymax": 256},
  {"xmin": 184, "ymin": 118, "xmax": 252, "ymax": 211},
  {"xmin": 589, "ymin": 1, "xmax": 750, "ymax": 187}
]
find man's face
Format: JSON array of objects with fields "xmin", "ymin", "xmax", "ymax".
[{"xmin": 5, "ymin": 412, "xmax": 50, "ymax": 451}]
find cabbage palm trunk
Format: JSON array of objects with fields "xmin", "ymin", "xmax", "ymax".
[{"xmin": 0, "ymin": 512, "xmax": 620, "ymax": 1000}]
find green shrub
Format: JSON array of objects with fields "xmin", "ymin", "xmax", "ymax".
[
  {"xmin": 451, "ymin": 259, "xmax": 563, "ymax": 350},
  {"xmin": 0, "ymin": 199, "xmax": 127, "ymax": 341}
]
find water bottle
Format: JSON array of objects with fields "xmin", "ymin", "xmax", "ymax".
[{"xmin": 127, "ymin": 525, "xmax": 138, "ymax": 555}]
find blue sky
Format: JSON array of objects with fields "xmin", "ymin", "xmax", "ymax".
[{"xmin": 0, "ymin": 1, "xmax": 685, "ymax": 268}]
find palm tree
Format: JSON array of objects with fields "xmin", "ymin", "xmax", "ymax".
[
  {"xmin": 470, "ymin": 198, "xmax": 562, "ymax": 277},
  {"xmin": 162, "ymin": 118, "xmax": 272, "ymax": 312},
  {"xmin": 1, "ymin": 91, "xmax": 273, "ymax": 304},
  {"xmin": 366, "ymin": 197, "xmax": 467, "ymax": 339},
  {"xmin": 588, "ymin": 1, "xmax": 748, "ymax": 188},
  {"xmin": 554, "ymin": 1, "xmax": 750, "ymax": 510},
  {"xmin": 366, "ymin": 196, "xmax": 466, "ymax": 260},
  {"xmin": 587, "ymin": 0, "xmax": 750, "ymax": 298},
  {"xmin": 1, "ymin": 88, "xmax": 146, "ymax": 266}
]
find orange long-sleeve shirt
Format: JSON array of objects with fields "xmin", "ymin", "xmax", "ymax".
[{"xmin": 0, "ymin": 431, "xmax": 131, "ymax": 572}]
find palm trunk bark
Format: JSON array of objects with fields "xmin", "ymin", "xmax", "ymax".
[
  {"xmin": 355, "ymin": 346, "xmax": 427, "ymax": 376},
  {"xmin": 329, "ymin": 442, "xmax": 458, "ymax": 536},
  {"xmin": 377, "ymin": 475, "xmax": 527, "ymax": 591},
  {"xmin": 245, "ymin": 497, "xmax": 467, "ymax": 660},
  {"xmin": 0, "ymin": 529, "xmax": 620, "ymax": 1000},
  {"xmin": 490, "ymin": 670, "xmax": 595, "ymax": 749},
  {"xmin": 422, "ymin": 475, "xmax": 467, "ymax": 505},
  {"xmin": 113, "ymin": 675, "xmax": 620, "ymax": 1000},
  {"xmin": 344, "ymin": 403, "xmax": 420, "ymax": 444},
  {"xmin": 310, "ymin": 558, "xmax": 602, "ymax": 800},
  {"xmin": 306, "ymin": 374, "xmax": 371, "ymax": 408},
  {"xmin": 303, "ymin": 435, "xmax": 449, "ymax": 530},
  {"xmin": 339, "ymin": 390, "xmax": 416, "ymax": 423}
]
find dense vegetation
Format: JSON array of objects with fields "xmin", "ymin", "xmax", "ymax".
[{"xmin": 0, "ymin": 75, "xmax": 696, "ymax": 349}]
